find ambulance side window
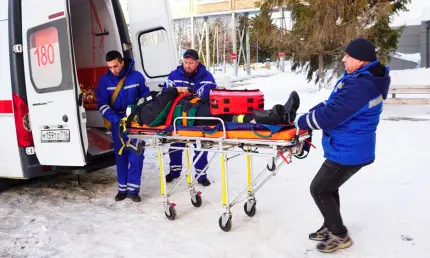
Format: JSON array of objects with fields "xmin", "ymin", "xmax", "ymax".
[
  {"xmin": 27, "ymin": 19, "xmax": 73, "ymax": 94},
  {"xmin": 138, "ymin": 28, "xmax": 173, "ymax": 78}
]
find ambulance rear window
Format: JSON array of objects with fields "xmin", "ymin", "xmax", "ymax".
[
  {"xmin": 139, "ymin": 28, "xmax": 173, "ymax": 78},
  {"xmin": 27, "ymin": 19, "xmax": 73, "ymax": 93}
]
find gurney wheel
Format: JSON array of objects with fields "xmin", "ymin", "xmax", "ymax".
[
  {"xmin": 191, "ymin": 195, "xmax": 202, "ymax": 207},
  {"xmin": 165, "ymin": 206, "xmax": 177, "ymax": 221},
  {"xmin": 267, "ymin": 163, "xmax": 276, "ymax": 172},
  {"xmin": 244, "ymin": 202, "xmax": 256, "ymax": 217},
  {"xmin": 218, "ymin": 216, "xmax": 232, "ymax": 232}
]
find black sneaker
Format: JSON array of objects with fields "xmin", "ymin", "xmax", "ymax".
[
  {"xmin": 317, "ymin": 232, "xmax": 353, "ymax": 253},
  {"xmin": 128, "ymin": 194, "xmax": 141, "ymax": 202},
  {"xmin": 198, "ymin": 178, "xmax": 211, "ymax": 187},
  {"xmin": 309, "ymin": 226, "xmax": 329, "ymax": 241},
  {"xmin": 115, "ymin": 192, "xmax": 127, "ymax": 201},
  {"xmin": 165, "ymin": 173, "xmax": 180, "ymax": 183}
]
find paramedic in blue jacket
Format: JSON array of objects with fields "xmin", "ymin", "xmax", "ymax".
[
  {"xmin": 162, "ymin": 49, "xmax": 217, "ymax": 187},
  {"xmin": 96, "ymin": 50, "xmax": 151, "ymax": 202},
  {"xmin": 294, "ymin": 38, "xmax": 391, "ymax": 253}
]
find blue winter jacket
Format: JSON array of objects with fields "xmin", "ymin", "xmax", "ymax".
[
  {"xmin": 96, "ymin": 58, "xmax": 150, "ymax": 123},
  {"xmin": 297, "ymin": 61, "xmax": 391, "ymax": 165},
  {"xmin": 162, "ymin": 63, "xmax": 217, "ymax": 99}
]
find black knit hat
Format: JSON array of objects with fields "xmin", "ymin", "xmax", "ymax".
[
  {"xmin": 183, "ymin": 49, "xmax": 199, "ymax": 60},
  {"xmin": 345, "ymin": 38, "xmax": 377, "ymax": 61}
]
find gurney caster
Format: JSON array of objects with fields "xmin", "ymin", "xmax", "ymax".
[
  {"xmin": 267, "ymin": 158, "xmax": 276, "ymax": 172},
  {"xmin": 164, "ymin": 203, "xmax": 177, "ymax": 221},
  {"xmin": 244, "ymin": 199, "xmax": 257, "ymax": 217},
  {"xmin": 219, "ymin": 213, "xmax": 232, "ymax": 232},
  {"xmin": 191, "ymin": 191, "xmax": 203, "ymax": 207}
]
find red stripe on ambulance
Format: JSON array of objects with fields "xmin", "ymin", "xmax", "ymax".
[{"xmin": 0, "ymin": 100, "xmax": 13, "ymax": 114}]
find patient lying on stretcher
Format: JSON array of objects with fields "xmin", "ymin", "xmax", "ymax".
[{"xmin": 127, "ymin": 87, "xmax": 300, "ymax": 127}]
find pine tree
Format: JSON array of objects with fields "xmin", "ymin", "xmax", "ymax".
[{"xmin": 254, "ymin": 0, "xmax": 411, "ymax": 89}]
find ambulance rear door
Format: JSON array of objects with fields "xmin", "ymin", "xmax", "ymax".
[
  {"xmin": 21, "ymin": 0, "xmax": 87, "ymax": 166},
  {"xmin": 128, "ymin": 0, "xmax": 179, "ymax": 91}
]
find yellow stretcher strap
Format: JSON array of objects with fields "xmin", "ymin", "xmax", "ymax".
[
  {"xmin": 118, "ymin": 117, "xmax": 127, "ymax": 155},
  {"xmin": 182, "ymin": 97, "xmax": 201, "ymax": 126}
]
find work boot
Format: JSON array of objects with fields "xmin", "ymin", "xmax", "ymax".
[
  {"xmin": 316, "ymin": 232, "xmax": 353, "ymax": 253},
  {"xmin": 283, "ymin": 91, "xmax": 300, "ymax": 122},
  {"xmin": 165, "ymin": 173, "xmax": 180, "ymax": 183},
  {"xmin": 115, "ymin": 192, "xmax": 127, "ymax": 201},
  {"xmin": 309, "ymin": 225, "xmax": 329, "ymax": 241},
  {"xmin": 198, "ymin": 178, "xmax": 211, "ymax": 187},
  {"xmin": 128, "ymin": 194, "xmax": 142, "ymax": 202}
]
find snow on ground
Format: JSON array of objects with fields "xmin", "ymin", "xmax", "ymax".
[{"xmin": 1, "ymin": 68, "xmax": 430, "ymax": 258}]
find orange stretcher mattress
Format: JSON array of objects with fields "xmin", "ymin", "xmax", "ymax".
[{"xmin": 126, "ymin": 122, "xmax": 308, "ymax": 141}]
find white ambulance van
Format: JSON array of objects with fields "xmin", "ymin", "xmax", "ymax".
[{"xmin": 0, "ymin": 0, "xmax": 178, "ymax": 179}]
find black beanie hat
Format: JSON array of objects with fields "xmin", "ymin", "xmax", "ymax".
[
  {"xmin": 183, "ymin": 49, "xmax": 199, "ymax": 60},
  {"xmin": 345, "ymin": 38, "xmax": 377, "ymax": 61}
]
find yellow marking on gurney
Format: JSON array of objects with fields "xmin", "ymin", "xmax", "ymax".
[
  {"xmin": 157, "ymin": 149, "xmax": 165, "ymax": 195},
  {"xmin": 185, "ymin": 146, "xmax": 191, "ymax": 185},
  {"xmin": 246, "ymin": 150, "xmax": 252, "ymax": 192},
  {"xmin": 221, "ymin": 154, "xmax": 227, "ymax": 206}
]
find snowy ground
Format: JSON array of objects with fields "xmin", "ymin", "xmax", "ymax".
[{"xmin": 2, "ymin": 68, "xmax": 430, "ymax": 258}]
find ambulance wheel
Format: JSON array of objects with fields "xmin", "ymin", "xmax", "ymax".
[
  {"xmin": 244, "ymin": 202, "xmax": 256, "ymax": 217},
  {"xmin": 165, "ymin": 206, "xmax": 176, "ymax": 220},
  {"xmin": 218, "ymin": 216, "xmax": 232, "ymax": 232},
  {"xmin": 191, "ymin": 194, "xmax": 202, "ymax": 207}
]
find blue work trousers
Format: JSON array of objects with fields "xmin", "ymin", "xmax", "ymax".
[
  {"xmin": 111, "ymin": 122, "xmax": 145, "ymax": 194},
  {"xmin": 168, "ymin": 142, "xmax": 208, "ymax": 181}
]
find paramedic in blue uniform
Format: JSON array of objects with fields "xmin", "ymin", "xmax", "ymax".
[
  {"xmin": 162, "ymin": 49, "xmax": 217, "ymax": 186},
  {"xmin": 96, "ymin": 50, "xmax": 151, "ymax": 202},
  {"xmin": 294, "ymin": 38, "xmax": 391, "ymax": 253}
]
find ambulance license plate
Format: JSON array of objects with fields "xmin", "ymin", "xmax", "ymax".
[{"xmin": 41, "ymin": 129, "xmax": 70, "ymax": 143}]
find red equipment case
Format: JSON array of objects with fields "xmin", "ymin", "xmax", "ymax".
[{"xmin": 209, "ymin": 89, "xmax": 264, "ymax": 115}]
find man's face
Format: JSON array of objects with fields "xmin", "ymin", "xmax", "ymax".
[
  {"xmin": 342, "ymin": 53, "xmax": 365, "ymax": 74},
  {"xmin": 107, "ymin": 59, "xmax": 124, "ymax": 76},
  {"xmin": 183, "ymin": 57, "xmax": 199, "ymax": 75}
]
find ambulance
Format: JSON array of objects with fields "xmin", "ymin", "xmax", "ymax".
[{"xmin": 0, "ymin": 0, "xmax": 178, "ymax": 179}]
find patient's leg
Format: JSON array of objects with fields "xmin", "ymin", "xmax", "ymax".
[
  {"xmin": 194, "ymin": 104, "xmax": 253, "ymax": 125},
  {"xmin": 252, "ymin": 91, "xmax": 300, "ymax": 125},
  {"xmin": 192, "ymin": 90, "xmax": 300, "ymax": 126}
]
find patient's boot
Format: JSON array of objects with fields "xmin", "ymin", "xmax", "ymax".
[
  {"xmin": 252, "ymin": 104, "xmax": 286, "ymax": 125},
  {"xmin": 283, "ymin": 91, "xmax": 300, "ymax": 122}
]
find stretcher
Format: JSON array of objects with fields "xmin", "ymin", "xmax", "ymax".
[{"xmin": 122, "ymin": 116, "xmax": 313, "ymax": 232}]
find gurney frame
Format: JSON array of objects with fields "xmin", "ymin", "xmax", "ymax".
[{"xmin": 125, "ymin": 117, "xmax": 312, "ymax": 232}]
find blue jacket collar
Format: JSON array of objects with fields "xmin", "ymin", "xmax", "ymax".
[{"xmin": 343, "ymin": 60, "xmax": 379, "ymax": 78}]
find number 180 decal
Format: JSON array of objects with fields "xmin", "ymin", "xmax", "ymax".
[{"xmin": 34, "ymin": 44, "xmax": 55, "ymax": 66}]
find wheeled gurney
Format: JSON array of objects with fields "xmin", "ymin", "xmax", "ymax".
[{"xmin": 122, "ymin": 116, "xmax": 313, "ymax": 232}]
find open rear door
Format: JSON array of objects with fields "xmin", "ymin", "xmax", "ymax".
[
  {"xmin": 128, "ymin": 0, "xmax": 179, "ymax": 90},
  {"xmin": 21, "ymin": 0, "xmax": 87, "ymax": 166}
]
